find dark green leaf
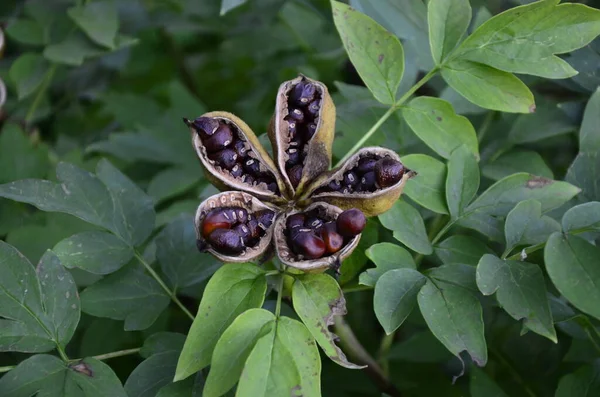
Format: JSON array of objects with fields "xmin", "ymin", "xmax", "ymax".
[
  {"xmin": 332, "ymin": 1, "xmax": 405, "ymax": 105},
  {"xmin": 566, "ymin": 152, "xmax": 600, "ymax": 202},
  {"xmin": 221, "ymin": 0, "xmax": 247, "ymax": 15},
  {"xmin": 379, "ymin": 200, "xmax": 432, "ymax": 254},
  {"xmin": 0, "ymin": 123, "xmax": 49, "ymax": 183},
  {"xmin": 508, "ymin": 98, "xmax": 576, "ymax": 144},
  {"xmin": 125, "ymin": 352, "xmax": 180, "ymax": 397},
  {"xmin": 374, "ymin": 268, "xmax": 426, "ymax": 333},
  {"xmin": 580, "ymin": 88, "xmax": 600, "ymax": 153},
  {"xmin": 456, "ymin": 210, "xmax": 505, "ymax": 242},
  {"xmin": 53, "ymin": 231, "xmax": 133, "ymax": 275},
  {"xmin": 8, "ymin": 53, "xmax": 48, "ymax": 100},
  {"xmin": 477, "ymin": 254, "xmax": 557, "ymax": 342},
  {"xmin": 446, "ymin": 145, "xmax": 480, "ymax": 219},
  {"xmin": 482, "ymin": 150, "xmax": 553, "ymax": 181},
  {"xmin": 470, "ymin": 366, "xmax": 508, "ymax": 397},
  {"xmin": 43, "ymin": 33, "xmax": 105, "ymax": 66},
  {"xmin": 556, "ymin": 361, "xmax": 600, "ymax": 397},
  {"xmin": 418, "ymin": 280, "xmax": 487, "ymax": 366},
  {"xmin": 388, "ymin": 330, "xmax": 452, "ymax": 363},
  {"xmin": 80, "ymin": 265, "xmax": 170, "ymax": 331},
  {"xmin": 148, "ymin": 168, "xmax": 200, "ymax": 204},
  {"xmin": 562, "ymin": 202, "xmax": 600, "ymax": 233},
  {"xmin": 292, "ymin": 273, "xmax": 364, "ymax": 369},
  {"xmin": 236, "ymin": 317, "xmax": 320, "ymax": 397},
  {"xmin": 426, "ymin": 263, "xmax": 477, "ymax": 291},
  {"xmin": 504, "ymin": 199, "xmax": 561, "ymax": 254},
  {"xmin": 434, "ymin": 235, "xmax": 493, "ymax": 266},
  {"xmin": 175, "ymin": 264, "xmax": 267, "ymax": 381},
  {"xmin": 68, "ymin": 358, "xmax": 128, "ymax": 396},
  {"xmin": 68, "ymin": 1, "xmax": 119, "ymax": 49},
  {"xmin": 6, "ymin": 19, "xmax": 45, "ymax": 45},
  {"xmin": 360, "ymin": 242, "xmax": 416, "ymax": 287},
  {"xmin": 140, "ymin": 332, "xmax": 186, "ymax": 358},
  {"xmin": 401, "ymin": 154, "xmax": 448, "ymax": 214},
  {"xmin": 544, "ymin": 233, "xmax": 600, "ymax": 321},
  {"xmin": 441, "ymin": 60, "xmax": 535, "ymax": 113},
  {"xmin": 204, "ymin": 309, "xmax": 275, "ymax": 397},
  {"xmin": 402, "ymin": 97, "xmax": 478, "ymax": 159},
  {"xmin": 428, "ymin": 0, "xmax": 471, "ymax": 64}
]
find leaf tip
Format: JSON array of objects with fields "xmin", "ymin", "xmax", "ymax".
[{"xmin": 529, "ymin": 104, "xmax": 536, "ymax": 113}]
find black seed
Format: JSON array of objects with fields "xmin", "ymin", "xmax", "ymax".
[
  {"xmin": 305, "ymin": 216, "xmax": 324, "ymax": 233},
  {"xmin": 256, "ymin": 210, "xmax": 275, "ymax": 229},
  {"xmin": 233, "ymin": 224, "xmax": 256, "ymax": 247},
  {"xmin": 243, "ymin": 158, "xmax": 260, "ymax": 174},
  {"xmin": 230, "ymin": 163, "xmax": 243, "ymax": 178},
  {"xmin": 286, "ymin": 148, "xmax": 301, "ymax": 167},
  {"xmin": 304, "ymin": 123, "xmax": 317, "ymax": 141},
  {"xmin": 192, "ymin": 117, "xmax": 219, "ymax": 137},
  {"xmin": 243, "ymin": 174, "xmax": 255, "ymax": 185},
  {"xmin": 233, "ymin": 140, "xmax": 249, "ymax": 159},
  {"xmin": 343, "ymin": 171, "xmax": 359, "ymax": 187},
  {"xmin": 287, "ymin": 213, "xmax": 306, "ymax": 231},
  {"xmin": 357, "ymin": 157, "xmax": 377, "ymax": 174},
  {"xmin": 204, "ymin": 124, "xmax": 233, "ymax": 152},
  {"xmin": 288, "ymin": 108, "xmax": 305, "ymax": 123},
  {"xmin": 307, "ymin": 100, "xmax": 320, "ymax": 117},
  {"xmin": 327, "ymin": 179, "xmax": 342, "ymax": 191},
  {"xmin": 208, "ymin": 149, "xmax": 238, "ymax": 169},
  {"xmin": 247, "ymin": 219, "xmax": 262, "ymax": 240},
  {"xmin": 288, "ymin": 165, "xmax": 303, "ymax": 188},
  {"xmin": 359, "ymin": 171, "xmax": 376, "ymax": 192},
  {"xmin": 207, "ymin": 229, "xmax": 244, "ymax": 255},
  {"xmin": 290, "ymin": 81, "xmax": 316, "ymax": 106}
]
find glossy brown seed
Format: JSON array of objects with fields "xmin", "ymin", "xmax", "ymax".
[
  {"xmin": 233, "ymin": 224, "xmax": 255, "ymax": 247},
  {"xmin": 336, "ymin": 208, "xmax": 366, "ymax": 237},
  {"xmin": 322, "ymin": 222, "xmax": 344, "ymax": 254},
  {"xmin": 208, "ymin": 148, "xmax": 238, "ymax": 169},
  {"xmin": 286, "ymin": 213, "xmax": 305, "ymax": 230},
  {"xmin": 207, "ymin": 228, "xmax": 244, "ymax": 255},
  {"xmin": 204, "ymin": 124, "xmax": 233, "ymax": 152},
  {"xmin": 201, "ymin": 208, "xmax": 236, "ymax": 238},
  {"xmin": 292, "ymin": 230, "xmax": 326, "ymax": 259},
  {"xmin": 290, "ymin": 81, "xmax": 316, "ymax": 105},
  {"xmin": 375, "ymin": 158, "xmax": 405, "ymax": 188},
  {"xmin": 192, "ymin": 117, "xmax": 219, "ymax": 137},
  {"xmin": 288, "ymin": 164, "xmax": 303, "ymax": 187}
]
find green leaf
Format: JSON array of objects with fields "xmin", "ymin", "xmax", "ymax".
[
  {"xmin": 562, "ymin": 202, "xmax": 600, "ymax": 233},
  {"xmin": 236, "ymin": 317, "xmax": 320, "ymax": 397},
  {"xmin": 332, "ymin": 1, "xmax": 405, "ymax": 105},
  {"xmin": 580, "ymin": 88, "xmax": 600, "ymax": 153},
  {"xmin": 434, "ymin": 235, "xmax": 493, "ymax": 266},
  {"xmin": 401, "ymin": 154, "xmax": 448, "ymax": 214},
  {"xmin": 418, "ymin": 280, "xmax": 487, "ymax": 366},
  {"xmin": 566, "ymin": 152, "xmax": 600, "ymax": 202},
  {"xmin": 556, "ymin": 362, "xmax": 600, "ymax": 397},
  {"xmin": 0, "ymin": 355, "xmax": 128, "ymax": 396},
  {"xmin": 374, "ymin": 269, "xmax": 426, "ymax": 334},
  {"xmin": 457, "ymin": 210, "xmax": 505, "ymax": 242},
  {"xmin": 155, "ymin": 215, "xmax": 221, "ymax": 290},
  {"xmin": 175, "ymin": 264, "xmax": 267, "ymax": 381},
  {"xmin": 140, "ymin": 332, "xmax": 186, "ymax": 358},
  {"xmin": 446, "ymin": 145, "xmax": 479, "ymax": 220},
  {"xmin": 204, "ymin": 309, "xmax": 275, "ymax": 397},
  {"xmin": 477, "ymin": 254, "xmax": 557, "ymax": 342},
  {"xmin": 402, "ymin": 97, "xmax": 478, "ymax": 159},
  {"xmin": 43, "ymin": 33, "xmax": 105, "ymax": 66},
  {"xmin": 426, "ymin": 263, "xmax": 477, "ymax": 292},
  {"xmin": 379, "ymin": 199, "xmax": 432, "ymax": 255},
  {"xmin": 80, "ymin": 265, "xmax": 170, "ymax": 331},
  {"xmin": 53, "ymin": 231, "xmax": 134, "ymax": 275},
  {"xmin": 292, "ymin": 274, "xmax": 364, "ymax": 369},
  {"xmin": 6, "ymin": 19, "xmax": 45, "ymax": 45},
  {"xmin": 360, "ymin": 242, "xmax": 416, "ymax": 287},
  {"xmin": 441, "ymin": 60, "xmax": 535, "ymax": 113},
  {"xmin": 125, "ymin": 352, "xmax": 180, "ymax": 397},
  {"xmin": 148, "ymin": 167, "xmax": 200, "ymax": 204},
  {"xmin": 0, "ymin": 123, "xmax": 49, "ymax": 183},
  {"xmin": 388, "ymin": 330, "xmax": 452, "ymax": 363},
  {"xmin": 455, "ymin": 0, "xmax": 600, "ymax": 79},
  {"xmin": 339, "ymin": 219, "xmax": 379, "ymax": 284},
  {"xmin": 544, "ymin": 233, "xmax": 600, "ymax": 321},
  {"xmin": 221, "ymin": 0, "xmax": 247, "ymax": 15},
  {"xmin": 507, "ymin": 98, "xmax": 576, "ymax": 144},
  {"xmin": 68, "ymin": 1, "xmax": 119, "ymax": 49},
  {"xmin": 0, "ymin": 243, "xmax": 79, "ymax": 352},
  {"xmin": 8, "ymin": 53, "xmax": 48, "ymax": 100},
  {"xmin": 427, "ymin": 0, "xmax": 471, "ymax": 64},
  {"xmin": 466, "ymin": 173, "xmax": 581, "ymax": 217},
  {"xmin": 470, "ymin": 366, "xmax": 509, "ymax": 397},
  {"xmin": 482, "ymin": 150, "xmax": 553, "ymax": 181},
  {"xmin": 504, "ymin": 199, "xmax": 561, "ymax": 254}
]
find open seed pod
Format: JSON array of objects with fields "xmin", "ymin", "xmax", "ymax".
[
  {"xmin": 188, "ymin": 111, "xmax": 289, "ymax": 203},
  {"xmin": 195, "ymin": 191, "xmax": 278, "ymax": 263},
  {"xmin": 274, "ymin": 202, "xmax": 362, "ymax": 273},
  {"xmin": 268, "ymin": 75, "xmax": 336, "ymax": 196},
  {"xmin": 301, "ymin": 147, "xmax": 416, "ymax": 217}
]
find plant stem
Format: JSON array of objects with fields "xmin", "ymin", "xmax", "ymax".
[
  {"xmin": 335, "ymin": 68, "xmax": 439, "ymax": 167},
  {"xmin": 71, "ymin": 348, "xmax": 141, "ymax": 363},
  {"xmin": 134, "ymin": 252, "xmax": 195, "ymax": 321},
  {"xmin": 431, "ymin": 220, "xmax": 455, "ymax": 246},
  {"xmin": 25, "ymin": 64, "xmax": 57, "ymax": 125},
  {"xmin": 0, "ymin": 366, "xmax": 15, "ymax": 373},
  {"xmin": 378, "ymin": 332, "xmax": 395, "ymax": 377},
  {"xmin": 490, "ymin": 347, "xmax": 538, "ymax": 397},
  {"xmin": 275, "ymin": 274, "xmax": 285, "ymax": 318},
  {"xmin": 342, "ymin": 284, "xmax": 373, "ymax": 294},
  {"xmin": 334, "ymin": 316, "xmax": 402, "ymax": 397},
  {"xmin": 56, "ymin": 345, "xmax": 70, "ymax": 363}
]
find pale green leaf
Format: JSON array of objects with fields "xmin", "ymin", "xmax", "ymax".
[
  {"xmin": 580, "ymin": 88, "xmax": 600, "ymax": 153},
  {"xmin": 446, "ymin": 145, "xmax": 479, "ymax": 219},
  {"xmin": 220, "ymin": 0, "xmax": 247, "ymax": 15},
  {"xmin": 360, "ymin": 243, "xmax": 416, "ymax": 287},
  {"xmin": 562, "ymin": 202, "xmax": 600, "ymax": 233},
  {"xmin": 379, "ymin": 199, "xmax": 432, "ymax": 254},
  {"xmin": 482, "ymin": 150, "xmax": 553, "ymax": 181},
  {"xmin": 401, "ymin": 154, "xmax": 448, "ymax": 214},
  {"xmin": 428, "ymin": 0, "xmax": 471, "ymax": 64},
  {"xmin": 6, "ymin": 19, "xmax": 45, "ymax": 45},
  {"xmin": 68, "ymin": 1, "xmax": 119, "ymax": 49}
]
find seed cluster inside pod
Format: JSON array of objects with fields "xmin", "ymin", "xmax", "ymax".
[
  {"xmin": 284, "ymin": 80, "xmax": 323, "ymax": 187},
  {"xmin": 192, "ymin": 117, "xmax": 279, "ymax": 194},
  {"xmin": 315, "ymin": 154, "xmax": 405, "ymax": 195},
  {"xmin": 285, "ymin": 207, "xmax": 365, "ymax": 260},
  {"xmin": 200, "ymin": 206, "xmax": 275, "ymax": 255}
]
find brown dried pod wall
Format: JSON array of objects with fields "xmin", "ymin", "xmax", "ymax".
[{"xmin": 187, "ymin": 75, "xmax": 414, "ymax": 273}]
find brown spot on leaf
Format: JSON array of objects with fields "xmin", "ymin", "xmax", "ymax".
[
  {"xmin": 526, "ymin": 176, "xmax": 552, "ymax": 189},
  {"xmin": 69, "ymin": 361, "xmax": 93, "ymax": 377},
  {"xmin": 436, "ymin": 116, "xmax": 442, "ymax": 121},
  {"xmin": 529, "ymin": 104, "xmax": 536, "ymax": 113},
  {"xmin": 291, "ymin": 385, "xmax": 303, "ymax": 397}
]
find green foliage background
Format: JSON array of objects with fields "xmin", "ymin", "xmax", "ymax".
[{"xmin": 1, "ymin": 0, "xmax": 600, "ymax": 396}]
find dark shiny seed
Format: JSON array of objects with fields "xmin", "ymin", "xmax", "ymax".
[
  {"xmin": 286, "ymin": 148, "xmax": 301, "ymax": 167},
  {"xmin": 357, "ymin": 157, "xmax": 377, "ymax": 174},
  {"xmin": 233, "ymin": 224, "xmax": 256, "ymax": 247},
  {"xmin": 343, "ymin": 171, "xmax": 359, "ymax": 187},
  {"xmin": 230, "ymin": 163, "xmax": 243, "ymax": 178},
  {"xmin": 286, "ymin": 214, "xmax": 305, "ymax": 231},
  {"xmin": 336, "ymin": 208, "xmax": 366, "ymax": 237},
  {"xmin": 266, "ymin": 182, "xmax": 278, "ymax": 193},
  {"xmin": 292, "ymin": 230, "xmax": 326, "ymax": 259},
  {"xmin": 192, "ymin": 117, "xmax": 219, "ymax": 137},
  {"xmin": 359, "ymin": 171, "xmax": 376, "ymax": 191},
  {"xmin": 375, "ymin": 158, "xmax": 405, "ymax": 188},
  {"xmin": 307, "ymin": 100, "xmax": 320, "ymax": 117},
  {"xmin": 327, "ymin": 180, "xmax": 342, "ymax": 191},
  {"xmin": 305, "ymin": 217, "xmax": 323, "ymax": 233},
  {"xmin": 208, "ymin": 228, "xmax": 244, "ymax": 255},
  {"xmin": 255, "ymin": 210, "xmax": 275, "ymax": 229},
  {"xmin": 204, "ymin": 124, "xmax": 233, "ymax": 153},
  {"xmin": 221, "ymin": 207, "xmax": 248, "ymax": 224},
  {"xmin": 247, "ymin": 219, "xmax": 262, "ymax": 240},
  {"xmin": 288, "ymin": 165, "xmax": 303, "ymax": 187},
  {"xmin": 304, "ymin": 123, "xmax": 317, "ymax": 140},
  {"xmin": 243, "ymin": 158, "xmax": 260, "ymax": 174},
  {"xmin": 233, "ymin": 140, "xmax": 249, "ymax": 159},
  {"xmin": 322, "ymin": 222, "xmax": 344, "ymax": 254},
  {"xmin": 290, "ymin": 81, "xmax": 316, "ymax": 106},
  {"xmin": 201, "ymin": 208, "xmax": 236, "ymax": 238},
  {"xmin": 208, "ymin": 149, "xmax": 237, "ymax": 169},
  {"xmin": 288, "ymin": 108, "xmax": 305, "ymax": 123}
]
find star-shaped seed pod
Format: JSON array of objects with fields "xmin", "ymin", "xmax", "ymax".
[{"xmin": 186, "ymin": 75, "xmax": 416, "ymax": 273}]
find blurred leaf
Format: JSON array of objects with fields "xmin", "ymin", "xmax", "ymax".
[
  {"xmin": 8, "ymin": 53, "xmax": 48, "ymax": 100},
  {"xmin": 403, "ymin": 97, "xmax": 479, "ymax": 160},
  {"xmin": 53, "ymin": 231, "xmax": 134, "ymax": 275},
  {"xmin": 204, "ymin": 309, "xmax": 274, "ymax": 397},
  {"xmin": 508, "ymin": 98, "xmax": 576, "ymax": 144},
  {"xmin": 360, "ymin": 242, "xmax": 416, "ymax": 287},
  {"xmin": 482, "ymin": 150, "xmax": 553, "ymax": 181},
  {"xmin": 441, "ymin": 60, "xmax": 535, "ymax": 113},
  {"xmin": 580, "ymin": 88, "xmax": 600, "ymax": 153},
  {"xmin": 332, "ymin": 1, "xmax": 404, "ymax": 105},
  {"xmin": 175, "ymin": 264, "xmax": 267, "ymax": 381},
  {"xmin": 446, "ymin": 145, "xmax": 480, "ymax": 220},
  {"xmin": 220, "ymin": 0, "xmax": 247, "ymax": 16},
  {"xmin": 0, "ymin": 123, "xmax": 49, "ymax": 183},
  {"xmin": 141, "ymin": 332, "xmax": 186, "ymax": 358},
  {"xmin": 0, "ymin": 243, "xmax": 79, "ymax": 352},
  {"xmin": 455, "ymin": 0, "xmax": 600, "ymax": 79},
  {"xmin": 374, "ymin": 268, "xmax": 426, "ymax": 334},
  {"xmin": 43, "ymin": 33, "xmax": 105, "ymax": 66},
  {"xmin": 80, "ymin": 265, "xmax": 170, "ymax": 331},
  {"xmin": 556, "ymin": 361, "xmax": 600, "ymax": 397},
  {"xmin": 293, "ymin": 273, "xmax": 364, "ymax": 369},
  {"xmin": 236, "ymin": 317, "xmax": 320, "ymax": 397},
  {"xmin": 401, "ymin": 154, "xmax": 448, "ymax": 214},
  {"xmin": 434, "ymin": 235, "xmax": 493, "ymax": 266},
  {"xmin": 379, "ymin": 199, "xmax": 432, "ymax": 255},
  {"xmin": 470, "ymin": 366, "xmax": 508, "ymax": 397},
  {"xmin": 6, "ymin": 19, "xmax": 45, "ymax": 45},
  {"xmin": 562, "ymin": 202, "xmax": 600, "ymax": 233},
  {"xmin": 566, "ymin": 152, "xmax": 600, "ymax": 202},
  {"xmin": 428, "ymin": 0, "xmax": 471, "ymax": 64},
  {"xmin": 477, "ymin": 254, "xmax": 557, "ymax": 342},
  {"xmin": 388, "ymin": 330, "xmax": 452, "ymax": 363},
  {"xmin": 545, "ymin": 233, "xmax": 600, "ymax": 321},
  {"xmin": 504, "ymin": 199, "xmax": 561, "ymax": 254},
  {"xmin": 148, "ymin": 167, "xmax": 200, "ymax": 204},
  {"xmin": 418, "ymin": 280, "xmax": 487, "ymax": 366},
  {"xmin": 68, "ymin": 1, "xmax": 119, "ymax": 49}
]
